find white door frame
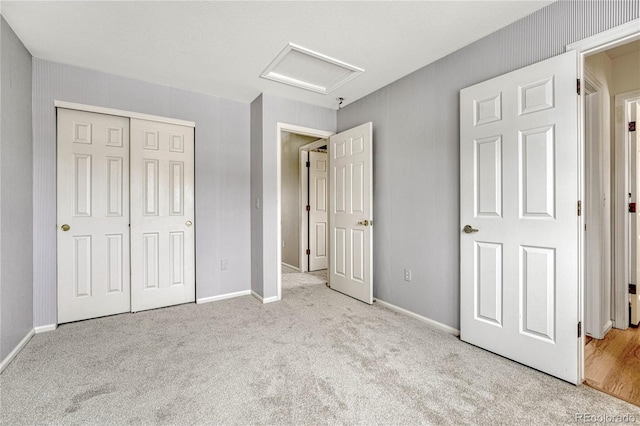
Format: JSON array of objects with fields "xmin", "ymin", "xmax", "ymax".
[
  {"xmin": 582, "ymin": 71, "xmax": 614, "ymax": 340},
  {"xmin": 567, "ymin": 18, "xmax": 640, "ymax": 383},
  {"xmin": 617, "ymin": 90, "xmax": 640, "ymax": 322},
  {"xmin": 298, "ymin": 138, "xmax": 329, "ymax": 273},
  {"xmin": 276, "ymin": 123, "xmax": 334, "ymax": 300}
]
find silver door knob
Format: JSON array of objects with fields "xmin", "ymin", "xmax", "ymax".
[
  {"xmin": 463, "ymin": 225, "xmax": 479, "ymax": 234},
  {"xmin": 186, "ymin": 221, "xmax": 193, "ymax": 227}
]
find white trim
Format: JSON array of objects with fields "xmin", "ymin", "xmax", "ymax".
[
  {"xmin": 614, "ymin": 90, "xmax": 640, "ymax": 329},
  {"xmin": 583, "ymin": 68, "xmax": 603, "ymax": 95},
  {"xmin": 567, "ymin": 19, "xmax": 640, "ymax": 55},
  {"xmin": 375, "ymin": 299, "xmax": 460, "ymax": 336},
  {"xmin": 251, "ymin": 291, "xmax": 263, "ymax": 302},
  {"xmin": 260, "ymin": 43, "xmax": 364, "ymax": 95},
  {"xmin": 569, "ymin": 19, "xmax": 640, "ymax": 386},
  {"xmin": 281, "ymin": 262, "xmax": 300, "ymax": 272},
  {"xmin": 0, "ymin": 329, "xmax": 35, "ymax": 374},
  {"xmin": 298, "ymin": 138, "xmax": 329, "ymax": 272},
  {"xmin": 34, "ymin": 324, "xmax": 57, "ymax": 334},
  {"xmin": 583, "ymin": 77, "xmax": 611, "ymax": 340},
  {"xmin": 251, "ymin": 291, "xmax": 279, "ymax": 304},
  {"xmin": 601, "ymin": 320, "xmax": 613, "ymax": 339},
  {"xmin": 196, "ymin": 290, "xmax": 251, "ymax": 304},
  {"xmin": 276, "ymin": 123, "xmax": 334, "ymax": 302},
  {"xmin": 54, "ymin": 101, "xmax": 196, "ymax": 127}
]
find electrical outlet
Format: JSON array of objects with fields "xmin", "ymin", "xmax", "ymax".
[
  {"xmin": 221, "ymin": 259, "xmax": 228, "ymax": 270},
  {"xmin": 282, "ymin": 240, "xmax": 286, "ymax": 248},
  {"xmin": 404, "ymin": 268, "xmax": 412, "ymax": 282}
]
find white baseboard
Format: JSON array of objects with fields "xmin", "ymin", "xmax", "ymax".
[
  {"xmin": 251, "ymin": 291, "xmax": 264, "ymax": 303},
  {"xmin": 35, "ymin": 324, "xmax": 57, "ymax": 334},
  {"xmin": 197, "ymin": 290, "xmax": 251, "ymax": 304},
  {"xmin": 251, "ymin": 291, "xmax": 279, "ymax": 304},
  {"xmin": 375, "ymin": 298, "xmax": 460, "ymax": 336},
  {"xmin": 281, "ymin": 262, "xmax": 300, "ymax": 272},
  {"xmin": 0, "ymin": 329, "xmax": 35, "ymax": 374}
]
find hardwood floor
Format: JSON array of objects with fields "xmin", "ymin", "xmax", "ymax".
[{"xmin": 584, "ymin": 326, "xmax": 640, "ymax": 407}]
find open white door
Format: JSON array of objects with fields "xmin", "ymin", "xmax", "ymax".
[
  {"xmin": 460, "ymin": 51, "xmax": 579, "ymax": 383},
  {"xmin": 57, "ymin": 108, "xmax": 131, "ymax": 323},
  {"xmin": 632, "ymin": 101, "xmax": 637, "ymax": 290},
  {"xmin": 130, "ymin": 119, "xmax": 195, "ymax": 312},
  {"xmin": 633, "ymin": 102, "xmax": 640, "ymax": 326},
  {"xmin": 309, "ymin": 150, "xmax": 328, "ymax": 271},
  {"xmin": 329, "ymin": 122, "xmax": 373, "ymax": 304}
]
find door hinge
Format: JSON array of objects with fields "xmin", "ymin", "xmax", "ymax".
[
  {"xmin": 577, "ymin": 79, "xmax": 581, "ymax": 95},
  {"xmin": 578, "ymin": 321, "xmax": 582, "ymax": 338},
  {"xmin": 306, "ymin": 205, "xmax": 310, "ymax": 211},
  {"xmin": 577, "ymin": 200, "xmax": 581, "ymax": 216},
  {"xmin": 306, "ymin": 249, "xmax": 310, "ymax": 255},
  {"xmin": 630, "ymin": 121, "xmax": 636, "ymax": 132},
  {"xmin": 306, "ymin": 161, "xmax": 310, "ymax": 168}
]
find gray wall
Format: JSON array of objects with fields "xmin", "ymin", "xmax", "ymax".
[
  {"xmin": 33, "ymin": 59, "xmax": 250, "ymax": 326},
  {"xmin": 1, "ymin": 16, "xmax": 33, "ymax": 360},
  {"xmin": 337, "ymin": 0, "xmax": 640, "ymax": 330},
  {"xmin": 250, "ymin": 95, "xmax": 263, "ymax": 296},
  {"xmin": 281, "ymin": 132, "xmax": 318, "ymax": 268},
  {"xmin": 252, "ymin": 93, "xmax": 336, "ymax": 299}
]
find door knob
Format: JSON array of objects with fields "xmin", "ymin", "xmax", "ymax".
[
  {"xmin": 186, "ymin": 221, "xmax": 193, "ymax": 227},
  {"xmin": 61, "ymin": 224, "xmax": 70, "ymax": 232},
  {"xmin": 463, "ymin": 225, "xmax": 479, "ymax": 234},
  {"xmin": 358, "ymin": 220, "xmax": 370, "ymax": 226}
]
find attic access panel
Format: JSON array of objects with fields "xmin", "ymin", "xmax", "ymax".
[{"xmin": 260, "ymin": 43, "xmax": 364, "ymax": 95}]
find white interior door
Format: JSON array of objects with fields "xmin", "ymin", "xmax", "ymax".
[
  {"xmin": 634, "ymin": 102, "xmax": 640, "ymax": 289},
  {"xmin": 460, "ymin": 51, "xmax": 579, "ymax": 383},
  {"xmin": 329, "ymin": 122, "xmax": 373, "ymax": 304},
  {"xmin": 585, "ymin": 91, "xmax": 609, "ymax": 339},
  {"xmin": 57, "ymin": 108, "xmax": 131, "ymax": 323},
  {"xmin": 130, "ymin": 119, "xmax": 195, "ymax": 312},
  {"xmin": 309, "ymin": 150, "xmax": 328, "ymax": 271}
]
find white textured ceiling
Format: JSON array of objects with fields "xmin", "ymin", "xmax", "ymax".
[{"xmin": 0, "ymin": 1, "xmax": 554, "ymax": 109}]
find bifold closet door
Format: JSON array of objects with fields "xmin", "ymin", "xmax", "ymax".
[
  {"xmin": 57, "ymin": 108, "xmax": 131, "ymax": 323},
  {"xmin": 130, "ymin": 119, "xmax": 195, "ymax": 311},
  {"xmin": 309, "ymin": 150, "xmax": 328, "ymax": 271}
]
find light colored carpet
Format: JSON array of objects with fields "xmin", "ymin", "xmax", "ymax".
[
  {"xmin": 307, "ymin": 269, "xmax": 328, "ymax": 283},
  {"xmin": 281, "ymin": 264, "xmax": 299, "ymax": 274},
  {"xmin": 282, "ymin": 264, "xmax": 328, "ymax": 284},
  {"xmin": 282, "ymin": 272, "xmax": 325, "ymax": 289},
  {"xmin": 1, "ymin": 280, "xmax": 638, "ymax": 424}
]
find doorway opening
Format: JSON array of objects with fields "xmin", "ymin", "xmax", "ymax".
[
  {"xmin": 276, "ymin": 124, "xmax": 333, "ymax": 300},
  {"xmin": 275, "ymin": 121, "xmax": 374, "ymax": 304},
  {"xmin": 580, "ymin": 34, "xmax": 640, "ymax": 406},
  {"xmin": 280, "ymin": 131, "xmax": 330, "ymax": 291}
]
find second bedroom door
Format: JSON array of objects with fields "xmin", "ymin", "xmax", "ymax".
[
  {"xmin": 309, "ymin": 150, "xmax": 328, "ymax": 271},
  {"xmin": 130, "ymin": 118, "xmax": 195, "ymax": 312}
]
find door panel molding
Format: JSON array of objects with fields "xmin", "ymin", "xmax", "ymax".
[
  {"xmin": 328, "ymin": 122, "xmax": 373, "ymax": 305},
  {"xmin": 57, "ymin": 108, "xmax": 131, "ymax": 323},
  {"xmin": 130, "ymin": 118, "xmax": 195, "ymax": 312},
  {"xmin": 460, "ymin": 51, "xmax": 578, "ymax": 384}
]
